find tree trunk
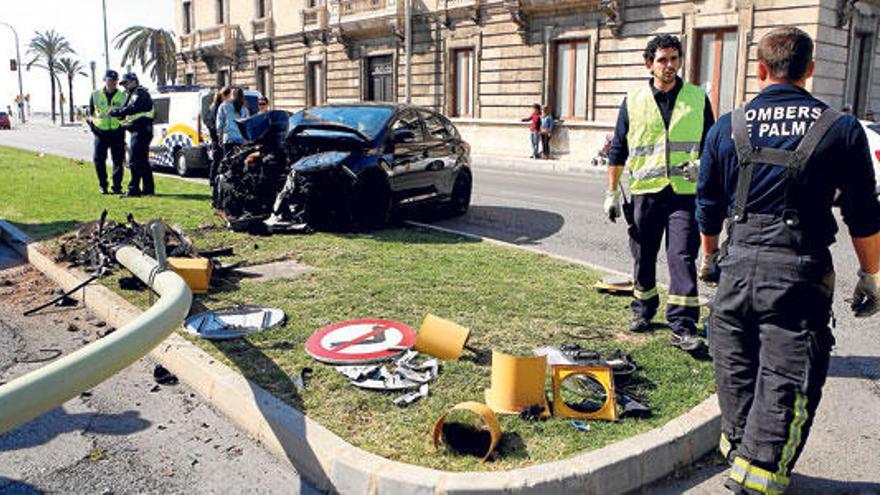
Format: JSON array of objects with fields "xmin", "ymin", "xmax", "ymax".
[
  {"xmin": 58, "ymin": 88, "xmax": 65, "ymax": 125},
  {"xmin": 68, "ymin": 77, "xmax": 75, "ymax": 122},
  {"xmin": 49, "ymin": 69, "xmax": 57, "ymax": 124},
  {"xmin": 156, "ymin": 43, "xmax": 167, "ymax": 86}
]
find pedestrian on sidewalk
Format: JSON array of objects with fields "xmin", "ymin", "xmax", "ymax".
[
  {"xmin": 697, "ymin": 27, "xmax": 880, "ymax": 495},
  {"xmin": 207, "ymin": 87, "xmax": 230, "ymax": 186},
  {"xmin": 86, "ymin": 70, "xmax": 126, "ymax": 195},
  {"xmin": 109, "ymin": 72, "xmax": 155, "ymax": 198},
  {"xmin": 215, "ymin": 87, "xmax": 250, "ymax": 159},
  {"xmin": 520, "ymin": 103, "xmax": 542, "ymax": 159},
  {"xmin": 604, "ymin": 34, "xmax": 715, "ymax": 353},
  {"xmin": 540, "ymin": 105, "xmax": 554, "ymax": 159}
]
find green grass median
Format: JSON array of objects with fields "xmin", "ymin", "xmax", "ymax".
[{"xmin": 0, "ymin": 145, "xmax": 714, "ymax": 471}]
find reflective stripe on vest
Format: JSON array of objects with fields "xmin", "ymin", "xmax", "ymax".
[
  {"xmin": 91, "ymin": 89, "xmax": 126, "ymax": 131},
  {"xmin": 121, "ymin": 108, "xmax": 155, "ymax": 128},
  {"xmin": 625, "ymin": 83, "xmax": 705, "ymax": 195}
]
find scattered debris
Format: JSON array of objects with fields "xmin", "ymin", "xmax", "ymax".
[
  {"xmin": 14, "ymin": 348, "xmax": 63, "ymax": 363},
  {"xmin": 67, "ymin": 323, "xmax": 80, "ymax": 332},
  {"xmin": 291, "ymin": 367, "xmax": 313, "ymax": 391},
  {"xmin": 153, "ymin": 365, "xmax": 179, "ymax": 386},
  {"xmin": 183, "ymin": 306, "xmax": 285, "ymax": 340},
  {"xmin": 336, "ymin": 351, "xmax": 439, "ymax": 393},
  {"xmin": 433, "ymin": 402, "xmax": 502, "ymax": 461},
  {"xmin": 570, "ymin": 420, "xmax": 591, "ymax": 432},
  {"xmin": 22, "ymin": 275, "xmax": 96, "ymax": 316},
  {"xmin": 98, "ymin": 327, "xmax": 116, "ymax": 338},
  {"xmin": 518, "ymin": 404, "xmax": 546, "ymax": 422},
  {"xmin": 414, "ymin": 314, "xmax": 470, "ymax": 360},
  {"xmin": 118, "ymin": 276, "xmax": 146, "ymax": 291},
  {"xmin": 618, "ymin": 394, "xmax": 652, "ymax": 418},
  {"xmin": 150, "ymin": 385, "xmax": 161, "ymax": 393},
  {"xmin": 594, "ymin": 275, "xmax": 634, "ymax": 295},
  {"xmin": 198, "ymin": 246, "xmax": 235, "ymax": 258},
  {"xmin": 393, "ymin": 383, "xmax": 429, "ymax": 407},
  {"xmin": 86, "ymin": 448, "xmax": 107, "ymax": 462}
]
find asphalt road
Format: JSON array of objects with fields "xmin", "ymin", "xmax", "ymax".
[
  {"xmin": 0, "ymin": 246, "xmax": 318, "ymax": 495},
  {"xmin": 1, "ymin": 120, "xmax": 878, "ymax": 493}
]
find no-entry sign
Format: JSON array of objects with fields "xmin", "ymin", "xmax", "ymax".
[{"xmin": 305, "ymin": 319, "xmax": 417, "ymax": 364}]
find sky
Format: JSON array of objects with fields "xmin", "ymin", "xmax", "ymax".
[{"xmin": 0, "ymin": 0, "xmax": 175, "ymax": 113}]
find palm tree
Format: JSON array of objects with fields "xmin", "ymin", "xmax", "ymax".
[
  {"xmin": 56, "ymin": 58, "xmax": 87, "ymax": 122},
  {"xmin": 115, "ymin": 26, "xmax": 177, "ymax": 86},
  {"xmin": 26, "ymin": 30, "xmax": 74, "ymax": 124}
]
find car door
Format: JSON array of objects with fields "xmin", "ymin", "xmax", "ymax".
[
  {"xmin": 417, "ymin": 109, "xmax": 457, "ymax": 195},
  {"xmin": 387, "ymin": 109, "xmax": 432, "ymax": 201}
]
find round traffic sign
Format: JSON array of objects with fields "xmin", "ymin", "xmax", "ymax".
[{"xmin": 305, "ymin": 319, "xmax": 417, "ymax": 364}]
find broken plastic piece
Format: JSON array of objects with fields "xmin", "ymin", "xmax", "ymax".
[
  {"xmin": 291, "ymin": 367, "xmax": 313, "ymax": 391},
  {"xmin": 551, "ymin": 365, "xmax": 618, "ymax": 421},
  {"xmin": 183, "ymin": 306, "xmax": 285, "ymax": 340},
  {"xmin": 414, "ymin": 314, "xmax": 470, "ymax": 360},
  {"xmin": 570, "ymin": 420, "xmax": 591, "ymax": 432},
  {"xmin": 593, "ymin": 275, "xmax": 634, "ymax": 295},
  {"xmin": 619, "ymin": 394, "xmax": 652, "ymax": 418},
  {"xmin": 484, "ymin": 351, "xmax": 549, "ymax": 416},
  {"xmin": 393, "ymin": 383, "xmax": 429, "ymax": 407},
  {"xmin": 432, "ymin": 401, "xmax": 501, "ymax": 462},
  {"xmin": 336, "ymin": 351, "xmax": 439, "ymax": 392}
]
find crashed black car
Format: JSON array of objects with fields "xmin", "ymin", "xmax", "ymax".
[{"xmin": 212, "ymin": 103, "xmax": 473, "ymax": 232}]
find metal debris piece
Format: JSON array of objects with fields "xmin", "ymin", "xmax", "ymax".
[
  {"xmin": 336, "ymin": 351, "xmax": 440, "ymax": 393},
  {"xmin": 291, "ymin": 367, "xmax": 313, "ymax": 391},
  {"xmin": 393, "ymin": 383, "xmax": 429, "ymax": 407},
  {"xmin": 182, "ymin": 306, "xmax": 286, "ymax": 340}
]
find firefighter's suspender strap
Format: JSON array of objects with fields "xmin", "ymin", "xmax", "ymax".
[{"xmin": 730, "ymin": 107, "xmax": 844, "ymax": 224}]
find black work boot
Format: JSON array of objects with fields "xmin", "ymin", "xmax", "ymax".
[
  {"xmin": 628, "ymin": 316, "xmax": 652, "ymax": 333},
  {"xmin": 100, "ymin": 185, "xmax": 109, "ymax": 195}
]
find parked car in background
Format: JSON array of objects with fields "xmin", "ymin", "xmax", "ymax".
[
  {"xmin": 0, "ymin": 112, "xmax": 10, "ymax": 130},
  {"xmin": 859, "ymin": 120, "xmax": 880, "ymax": 197},
  {"xmin": 148, "ymin": 85, "xmax": 262, "ymax": 176}
]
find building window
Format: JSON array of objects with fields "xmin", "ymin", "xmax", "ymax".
[
  {"xmin": 366, "ymin": 55, "xmax": 394, "ymax": 102},
  {"xmin": 185, "ymin": 73, "xmax": 195, "ymax": 85},
  {"xmin": 183, "ymin": 1, "xmax": 193, "ymax": 34},
  {"xmin": 217, "ymin": 69, "xmax": 229, "ymax": 88},
  {"xmin": 452, "ymin": 48, "xmax": 474, "ymax": 118},
  {"xmin": 849, "ymin": 31, "xmax": 874, "ymax": 117},
  {"xmin": 694, "ymin": 29, "xmax": 738, "ymax": 118},
  {"xmin": 216, "ymin": 0, "xmax": 226, "ymax": 24},
  {"xmin": 554, "ymin": 40, "xmax": 589, "ymax": 120},
  {"xmin": 256, "ymin": 66, "xmax": 272, "ymax": 99},
  {"xmin": 256, "ymin": 0, "xmax": 267, "ymax": 18},
  {"xmin": 307, "ymin": 61, "xmax": 325, "ymax": 106},
  {"xmin": 307, "ymin": 0, "xmax": 325, "ymax": 6}
]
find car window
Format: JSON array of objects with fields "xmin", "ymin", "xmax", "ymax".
[
  {"xmin": 200, "ymin": 94, "xmax": 213, "ymax": 123},
  {"xmin": 418, "ymin": 110, "xmax": 452, "ymax": 141},
  {"xmin": 153, "ymin": 97, "xmax": 170, "ymax": 125},
  {"xmin": 867, "ymin": 123, "xmax": 880, "ymax": 136},
  {"xmin": 292, "ymin": 106, "xmax": 394, "ymax": 140},
  {"xmin": 440, "ymin": 115, "xmax": 461, "ymax": 141},
  {"xmin": 390, "ymin": 109, "xmax": 425, "ymax": 143},
  {"xmin": 244, "ymin": 95, "xmax": 259, "ymax": 116}
]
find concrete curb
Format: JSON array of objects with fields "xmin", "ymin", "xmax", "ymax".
[
  {"xmin": 470, "ymin": 154, "xmax": 607, "ymax": 176},
  {"xmin": 1, "ymin": 220, "xmax": 721, "ymax": 495}
]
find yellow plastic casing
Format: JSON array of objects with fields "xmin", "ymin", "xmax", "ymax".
[
  {"xmin": 484, "ymin": 351, "xmax": 549, "ymax": 416},
  {"xmin": 550, "ymin": 364, "xmax": 618, "ymax": 421},
  {"xmin": 414, "ymin": 313, "xmax": 471, "ymax": 360},
  {"xmin": 432, "ymin": 401, "xmax": 501, "ymax": 462},
  {"xmin": 167, "ymin": 257, "xmax": 212, "ymax": 294}
]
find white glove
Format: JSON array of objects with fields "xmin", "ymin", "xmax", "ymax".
[
  {"xmin": 699, "ymin": 250, "xmax": 720, "ymax": 285},
  {"xmin": 681, "ymin": 161, "xmax": 700, "ymax": 182},
  {"xmin": 604, "ymin": 190, "xmax": 621, "ymax": 223},
  {"xmin": 852, "ymin": 269, "xmax": 880, "ymax": 317}
]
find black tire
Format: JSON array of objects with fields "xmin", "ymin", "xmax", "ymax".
[
  {"xmin": 447, "ymin": 169, "xmax": 472, "ymax": 217},
  {"xmin": 174, "ymin": 148, "xmax": 191, "ymax": 177},
  {"xmin": 351, "ymin": 171, "xmax": 391, "ymax": 230}
]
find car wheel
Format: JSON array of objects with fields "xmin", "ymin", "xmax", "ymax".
[
  {"xmin": 352, "ymin": 171, "xmax": 391, "ymax": 230},
  {"xmin": 447, "ymin": 169, "xmax": 472, "ymax": 217},
  {"xmin": 174, "ymin": 149, "xmax": 191, "ymax": 177}
]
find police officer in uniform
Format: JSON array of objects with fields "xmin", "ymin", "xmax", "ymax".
[
  {"xmin": 604, "ymin": 34, "xmax": 715, "ymax": 352},
  {"xmin": 110, "ymin": 72, "xmax": 155, "ymax": 197},
  {"xmin": 87, "ymin": 70, "xmax": 126, "ymax": 194},
  {"xmin": 697, "ymin": 27, "xmax": 880, "ymax": 494}
]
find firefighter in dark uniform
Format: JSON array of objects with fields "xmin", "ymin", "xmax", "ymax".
[
  {"xmin": 86, "ymin": 70, "xmax": 126, "ymax": 194},
  {"xmin": 605, "ymin": 34, "xmax": 715, "ymax": 352},
  {"xmin": 697, "ymin": 27, "xmax": 880, "ymax": 494},
  {"xmin": 109, "ymin": 72, "xmax": 155, "ymax": 197}
]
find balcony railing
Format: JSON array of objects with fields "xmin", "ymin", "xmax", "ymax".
[
  {"xmin": 435, "ymin": 0, "xmax": 480, "ymax": 10},
  {"xmin": 302, "ymin": 5, "xmax": 330, "ymax": 32},
  {"xmin": 178, "ymin": 24, "xmax": 240, "ymax": 54},
  {"xmin": 251, "ymin": 17, "xmax": 275, "ymax": 38},
  {"xmin": 515, "ymin": 0, "xmax": 599, "ymax": 11},
  {"xmin": 338, "ymin": 0, "xmax": 386, "ymax": 15}
]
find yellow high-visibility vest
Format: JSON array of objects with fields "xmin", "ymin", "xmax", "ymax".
[
  {"xmin": 625, "ymin": 82, "xmax": 705, "ymax": 195},
  {"xmin": 90, "ymin": 89, "xmax": 126, "ymax": 131}
]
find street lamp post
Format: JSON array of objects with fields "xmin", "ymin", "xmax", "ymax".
[
  {"xmin": 0, "ymin": 20, "xmax": 26, "ymax": 123},
  {"xmin": 102, "ymin": 0, "xmax": 110, "ymax": 71}
]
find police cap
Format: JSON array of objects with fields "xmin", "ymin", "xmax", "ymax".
[
  {"xmin": 103, "ymin": 70, "xmax": 119, "ymax": 81},
  {"xmin": 120, "ymin": 72, "xmax": 138, "ymax": 84}
]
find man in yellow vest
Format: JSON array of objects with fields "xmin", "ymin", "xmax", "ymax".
[
  {"xmin": 604, "ymin": 34, "xmax": 715, "ymax": 353},
  {"xmin": 87, "ymin": 70, "xmax": 127, "ymax": 194}
]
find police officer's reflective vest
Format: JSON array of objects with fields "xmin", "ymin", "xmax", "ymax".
[
  {"xmin": 90, "ymin": 89, "xmax": 126, "ymax": 131},
  {"xmin": 625, "ymin": 83, "xmax": 705, "ymax": 195},
  {"xmin": 119, "ymin": 88, "xmax": 155, "ymax": 129}
]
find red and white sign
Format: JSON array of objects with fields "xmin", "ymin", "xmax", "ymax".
[{"xmin": 305, "ymin": 318, "xmax": 417, "ymax": 364}]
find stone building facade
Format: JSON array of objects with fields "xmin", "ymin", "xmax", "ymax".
[{"xmin": 175, "ymin": 0, "xmax": 880, "ymax": 160}]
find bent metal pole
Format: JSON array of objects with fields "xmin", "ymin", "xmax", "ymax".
[{"xmin": 0, "ymin": 245, "xmax": 192, "ymax": 434}]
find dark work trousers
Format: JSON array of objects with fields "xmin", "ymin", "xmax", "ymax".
[
  {"xmin": 711, "ymin": 214, "xmax": 834, "ymax": 488},
  {"xmin": 93, "ymin": 130, "xmax": 125, "ymax": 192},
  {"xmin": 628, "ymin": 186, "xmax": 700, "ymax": 332},
  {"xmin": 127, "ymin": 130, "xmax": 154, "ymax": 195},
  {"xmin": 541, "ymin": 133, "xmax": 551, "ymax": 159}
]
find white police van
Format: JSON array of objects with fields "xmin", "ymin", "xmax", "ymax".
[{"xmin": 149, "ymin": 86, "xmax": 262, "ymax": 176}]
